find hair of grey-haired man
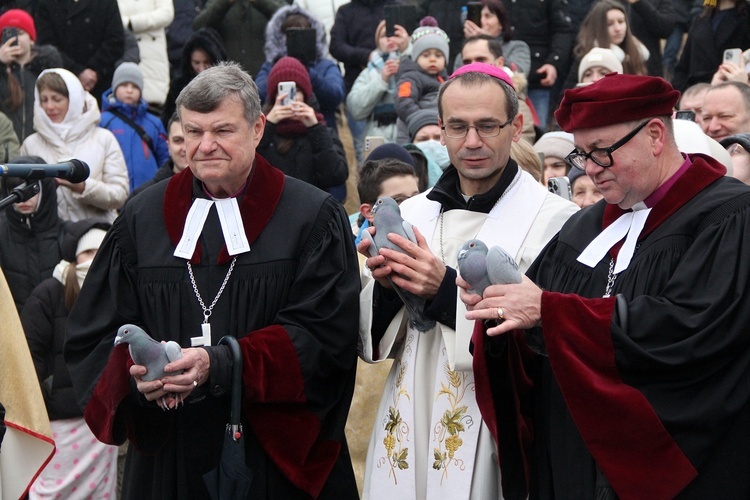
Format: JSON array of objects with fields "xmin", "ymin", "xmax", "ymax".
[
  {"xmin": 437, "ymin": 71, "xmax": 519, "ymax": 123},
  {"xmin": 707, "ymin": 81, "xmax": 750, "ymax": 113},
  {"xmin": 175, "ymin": 61, "xmax": 262, "ymax": 126}
]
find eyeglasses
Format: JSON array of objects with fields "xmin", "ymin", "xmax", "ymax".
[
  {"xmin": 441, "ymin": 116, "xmax": 514, "ymax": 139},
  {"xmin": 565, "ymin": 120, "xmax": 650, "ymax": 170}
]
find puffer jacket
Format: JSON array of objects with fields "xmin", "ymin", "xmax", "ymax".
[
  {"xmin": 0, "ymin": 178, "xmax": 61, "ymax": 312},
  {"xmin": 20, "ymin": 74, "xmax": 129, "ymax": 222},
  {"xmin": 118, "ymin": 0, "xmax": 175, "ymax": 105},
  {"xmin": 101, "ymin": 89, "xmax": 169, "ymax": 192}
]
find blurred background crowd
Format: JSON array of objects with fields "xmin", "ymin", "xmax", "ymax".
[{"xmin": 3, "ymin": 0, "xmax": 750, "ymax": 497}]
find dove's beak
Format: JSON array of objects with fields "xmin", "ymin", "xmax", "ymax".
[
  {"xmin": 114, "ymin": 333, "xmax": 123, "ymax": 346},
  {"xmin": 457, "ymin": 249, "xmax": 467, "ymax": 261}
]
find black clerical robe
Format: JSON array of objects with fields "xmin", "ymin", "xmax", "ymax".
[
  {"xmin": 64, "ymin": 155, "xmax": 360, "ymax": 499},
  {"xmin": 474, "ymin": 155, "xmax": 750, "ymax": 499}
]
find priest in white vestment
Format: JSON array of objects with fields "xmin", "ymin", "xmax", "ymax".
[{"xmin": 357, "ymin": 63, "xmax": 578, "ymax": 499}]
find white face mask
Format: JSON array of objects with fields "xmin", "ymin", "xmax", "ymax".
[{"xmin": 415, "ymin": 139, "xmax": 451, "ymax": 169}]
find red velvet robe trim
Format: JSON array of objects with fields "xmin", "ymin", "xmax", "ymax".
[
  {"xmin": 84, "ymin": 344, "xmax": 134, "ymax": 445},
  {"xmin": 603, "ymin": 154, "xmax": 724, "ymax": 259},
  {"xmin": 240, "ymin": 325, "xmax": 340, "ymax": 498},
  {"xmin": 543, "ymin": 292, "xmax": 697, "ymax": 499},
  {"xmin": 472, "ymin": 323, "xmax": 535, "ymax": 498},
  {"xmin": 163, "ymin": 153, "xmax": 285, "ymax": 265},
  {"xmin": 86, "ymin": 156, "xmax": 338, "ymax": 497}
]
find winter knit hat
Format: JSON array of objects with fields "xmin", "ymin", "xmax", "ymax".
[
  {"xmin": 76, "ymin": 228, "xmax": 107, "ymax": 258},
  {"xmin": 407, "ymin": 108, "xmax": 439, "ymax": 141},
  {"xmin": 266, "ymin": 56, "xmax": 313, "ymax": 103},
  {"xmin": 577, "ymin": 48, "xmax": 623, "ymax": 82},
  {"xmin": 60, "ymin": 219, "xmax": 111, "ymax": 262},
  {"xmin": 411, "ymin": 22, "xmax": 450, "ymax": 62},
  {"xmin": 0, "ymin": 9, "xmax": 36, "ymax": 41},
  {"xmin": 366, "ymin": 143, "xmax": 416, "ymax": 167},
  {"xmin": 112, "ymin": 62, "xmax": 144, "ymax": 92},
  {"xmin": 533, "ymin": 131, "xmax": 575, "ymax": 162}
]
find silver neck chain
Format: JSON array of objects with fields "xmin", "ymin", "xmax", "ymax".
[
  {"xmin": 603, "ymin": 258, "xmax": 617, "ymax": 298},
  {"xmin": 187, "ymin": 257, "xmax": 237, "ymax": 323},
  {"xmin": 439, "ymin": 170, "xmax": 521, "ymax": 265}
]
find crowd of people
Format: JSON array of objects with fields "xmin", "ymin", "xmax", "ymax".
[{"xmin": 1, "ymin": 0, "xmax": 750, "ymax": 499}]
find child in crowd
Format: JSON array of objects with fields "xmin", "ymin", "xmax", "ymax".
[
  {"xmin": 346, "ymin": 19, "xmax": 410, "ymax": 146},
  {"xmin": 394, "ymin": 19, "xmax": 449, "ymax": 144},
  {"xmin": 352, "ymin": 143, "xmax": 420, "ymax": 244},
  {"xmin": 100, "ymin": 62, "xmax": 169, "ymax": 192}
]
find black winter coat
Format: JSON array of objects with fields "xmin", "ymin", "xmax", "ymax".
[
  {"xmin": 257, "ymin": 123, "xmax": 348, "ymax": 190},
  {"xmin": 21, "ymin": 276, "xmax": 79, "ymax": 420},
  {"xmin": 505, "ymin": 0, "xmax": 574, "ymax": 89},
  {"xmin": 35, "ymin": 0, "xmax": 125, "ymax": 100},
  {"xmin": 0, "ymin": 178, "xmax": 61, "ymax": 312},
  {"xmin": 672, "ymin": 6, "xmax": 750, "ymax": 91},
  {"xmin": 623, "ymin": 0, "xmax": 675, "ymax": 77},
  {"xmin": 0, "ymin": 44, "xmax": 62, "ymax": 142}
]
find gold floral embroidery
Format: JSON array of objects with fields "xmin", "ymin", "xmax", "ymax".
[
  {"xmin": 432, "ymin": 361, "xmax": 471, "ymax": 482},
  {"xmin": 379, "ymin": 353, "xmax": 412, "ymax": 483}
]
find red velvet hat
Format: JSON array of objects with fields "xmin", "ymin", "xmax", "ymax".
[{"xmin": 555, "ymin": 73, "xmax": 680, "ymax": 132}]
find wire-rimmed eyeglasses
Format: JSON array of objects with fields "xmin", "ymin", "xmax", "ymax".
[
  {"xmin": 441, "ymin": 116, "xmax": 514, "ymax": 139},
  {"xmin": 565, "ymin": 120, "xmax": 650, "ymax": 170}
]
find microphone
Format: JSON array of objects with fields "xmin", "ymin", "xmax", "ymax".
[{"xmin": 0, "ymin": 159, "xmax": 90, "ymax": 183}]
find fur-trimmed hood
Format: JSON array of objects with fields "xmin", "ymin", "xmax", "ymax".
[{"xmin": 264, "ymin": 4, "xmax": 328, "ymax": 64}]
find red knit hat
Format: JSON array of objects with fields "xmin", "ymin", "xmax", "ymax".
[
  {"xmin": 266, "ymin": 56, "xmax": 313, "ymax": 104},
  {"xmin": 555, "ymin": 73, "xmax": 680, "ymax": 132},
  {"xmin": 0, "ymin": 9, "xmax": 36, "ymax": 41}
]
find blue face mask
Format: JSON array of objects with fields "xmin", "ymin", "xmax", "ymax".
[{"xmin": 415, "ymin": 139, "xmax": 451, "ymax": 170}]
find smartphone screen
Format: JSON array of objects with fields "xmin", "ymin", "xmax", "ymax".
[
  {"xmin": 675, "ymin": 110, "xmax": 696, "ymax": 121},
  {"xmin": 286, "ymin": 28, "xmax": 316, "ymax": 65},
  {"xmin": 466, "ymin": 2, "xmax": 483, "ymax": 26},
  {"xmin": 278, "ymin": 82, "xmax": 296, "ymax": 106},
  {"xmin": 2, "ymin": 27, "xmax": 18, "ymax": 46},
  {"xmin": 723, "ymin": 48, "xmax": 743, "ymax": 67},
  {"xmin": 384, "ymin": 5, "xmax": 418, "ymax": 37}
]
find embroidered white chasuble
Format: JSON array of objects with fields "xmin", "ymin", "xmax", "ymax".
[{"xmin": 359, "ymin": 171, "xmax": 576, "ymax": 499}]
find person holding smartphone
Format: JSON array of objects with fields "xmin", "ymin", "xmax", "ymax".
[
  {"xmin": 258, "ymin": 56, "xmax": 348, "ymax": 193},
  {"xmin": 255, "ymin": 4, "xmax": 345, "ymax": 133},
  {"xmin": 346, "ymin": 19, "xmax": 409, "ymax": 147},
  {"xmin": 672, "ymin": 0, "xmax": 750, "ymax": 91},
  {"xmin": 0, "ymin": 9, "xmax": 62, "ymax": 142}
]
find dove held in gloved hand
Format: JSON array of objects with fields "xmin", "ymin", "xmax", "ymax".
[
  {"xmin": 115, "ymin": 324, "xmax": 210, "ymax": 410},
  {"xmin": 358, "ymin": 196, "xmax": 447, "ymax": 332}
]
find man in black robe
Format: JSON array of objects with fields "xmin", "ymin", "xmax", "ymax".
[
  {"xmin": 64, "ymin": 62, "xmax": 360, "ymax": 499},
  {"xmin": 461, "ymin": 73, "xmax": 750, "ymax": 499}
]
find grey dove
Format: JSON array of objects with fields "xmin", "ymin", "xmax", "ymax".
[
  {"xmin": 361, "ymin": 196, "xmax": 436, "ymax": 332},
  {"xmin": 114, "ymin": 324, "xmax": 184, "ymax": 381},
  {"xmin": 457, "ymin": 239, "xmax": 522, "ymax": 297}
]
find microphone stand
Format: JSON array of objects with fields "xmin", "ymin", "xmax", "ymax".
[{"xmin": 0, "ymin": 179, "xmax": 41, "ymax": 212}]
